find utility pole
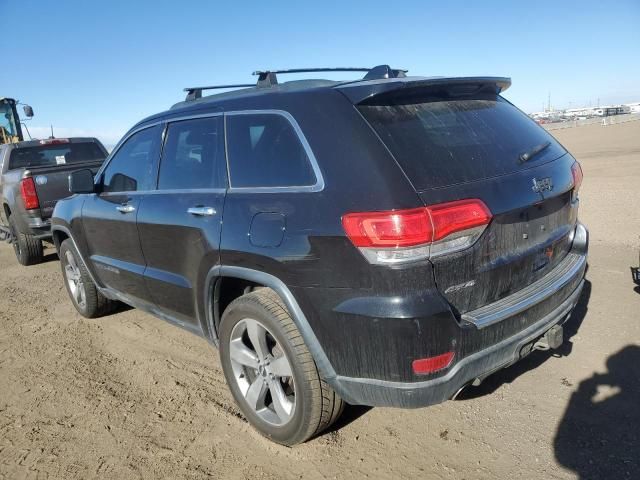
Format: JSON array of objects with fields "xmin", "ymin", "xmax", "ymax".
[{"xmin": 548, "ymin": 91, "xmax": 551, "ymax": 112}]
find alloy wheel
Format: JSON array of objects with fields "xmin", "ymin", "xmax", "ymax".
[
  {"xmin": 64, "ymin": 250, "xmax": 87, "ymax": 309},
  {"xmin": 228, "ymin": 318, "xmax": 295, "ymax": 426}
]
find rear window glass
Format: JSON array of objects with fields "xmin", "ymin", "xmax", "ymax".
[
  {"xmin": 226, "ymin": 113, "xmax": 316, "ymax": 188},
  {"xmin": 9, "ymin": 142, "xmax": 106, "ymax": 170},
  {"xmin": 358, "ymin": 95, "xmax": 566, "ymax": 190}
]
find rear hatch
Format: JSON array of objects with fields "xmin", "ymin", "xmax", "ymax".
[
  {"xmin": 356, "ymin": 81, "xmax": 580, "ymax": 314},
  {"xmin": 9, "ymin": 140, "xmax": 107, "ymax": 218}
]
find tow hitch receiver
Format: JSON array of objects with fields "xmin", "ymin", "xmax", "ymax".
[{"xmin": 533, "ymin": 325, "xmax": 564, "ymax": 351}]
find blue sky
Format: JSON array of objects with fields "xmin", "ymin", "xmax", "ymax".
[{"xmin": 3, "ymin": 0, "xmax": 639, "ymax": 146}]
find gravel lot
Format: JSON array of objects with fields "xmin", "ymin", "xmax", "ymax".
[{"xmin": 1, "ymin": 121, "xmax": 638, "ymax": 479}]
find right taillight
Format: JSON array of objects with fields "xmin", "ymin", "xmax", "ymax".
[
  {"xmin": 571, "ymin": 161, "xmax": 583, "ymax": 199},
  {"xmin": 20, "ymin": 177, "xmax": 40, "ymax": 210},
  {"xmin": 342, "ymin": 199, "xmax": 492, "ymax": 265}
]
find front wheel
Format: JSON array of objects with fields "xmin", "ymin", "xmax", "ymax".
[
  {"xmin": 59, "ymin": 239, "xmax": 115, "ymax": 318},
  {"xmin": 219, "ymin": 289, "xmax": 343, "ymax": 445}
]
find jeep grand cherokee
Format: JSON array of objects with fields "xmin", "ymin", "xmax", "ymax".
[{"xmin": 51, "ymin": 65, "xmax": 588, "ymax": 445}]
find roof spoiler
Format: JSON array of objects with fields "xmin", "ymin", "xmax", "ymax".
[{"xmin": 337, "ymin": 76, "xmax": 512, "ymax": 104}]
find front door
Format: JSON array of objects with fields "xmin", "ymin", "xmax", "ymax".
[
  {"xmin": 82, "ymin": 125, "xmax": 162, "ymax": 301},
  {"xmin": 137, "ymin": 116, "xmax": 226, "ymax": 328}
]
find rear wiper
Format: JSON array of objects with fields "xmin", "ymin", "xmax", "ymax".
[{"xmin": 519, "ymin": 141, "xmax": 551, "ymax": 163}]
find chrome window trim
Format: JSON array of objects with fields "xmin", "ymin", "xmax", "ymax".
[
  {"xmin": 224, "ymin": 110, "xmax": 325, "ymax": 193},
  {"xmin": 96, "ymin": 109, "xmax": 324, "ymax": 195},
  {"xmin": 97, "ymin": 188, "xmax": 227, "ymax": 197}
]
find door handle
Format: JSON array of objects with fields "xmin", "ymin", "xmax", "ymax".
[
  {"xmin": 187, "ymin": 206, "xmax": 216, "ymax": 216},
  {"xmin": 116, "ymin": 204, "xmax": 136, "ymax": 214}
]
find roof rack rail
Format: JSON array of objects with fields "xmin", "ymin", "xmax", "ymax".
[
  {"xmin": 183, "ymin": 84, "xmax": 255, "ymax": 101},
  {"xmin": 252, "ymin": 65, "xmax": 407, "ymax": 87},
  {"xmin": 182, "ymin": 65, "xmax": 408, "ymax": 101}
]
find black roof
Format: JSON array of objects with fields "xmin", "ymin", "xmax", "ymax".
[{"xmin": 133, "ymin": 66, "xmax": 511, "ymax": 131}]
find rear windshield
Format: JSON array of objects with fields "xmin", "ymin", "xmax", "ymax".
[
  {"xmin": 358, "ymin": 94, "xmax": 566, "ymax": 190},
  {"xmin": 9, "ymin": 142, "xmax": 106, "ymax": 170}
]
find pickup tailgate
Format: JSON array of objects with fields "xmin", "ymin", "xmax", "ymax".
[
  {"xmin": 357, "ymin": 87, "xmax": 581, "ymax": 314},
  {"xmin": 27, "ymin": 160, "xmax": 103, "ymax": 218}
]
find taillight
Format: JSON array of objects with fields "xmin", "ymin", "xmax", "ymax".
[
  {"xmin": 342, "ymin": 199, "xmax": 491, "ymax": 264},
  {"xmin": 571, "ymin": 161, "xmax": 583, "ymax": 195},
  {"xmin": 412, "ymin": 351, "xmax": 455, "ymax": 375},
  {"xmin": 39, "ymin": 138, "xmax": 69, "ymax": 145},
  {"xmin": 20, "ymin": 177, "xmax": 40, "ymax": 210}
]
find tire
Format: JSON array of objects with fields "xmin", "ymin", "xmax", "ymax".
[
  {"xmin": 219, "ymin": 288, "xmax": 344, "ymax": 446},
  {"xmin": 9, "ymin": 215, "xmax": 43, "ymax": 265},
  {"xmin": 59, "ymin": 239, "xmax": 115, "ymax": 318}
]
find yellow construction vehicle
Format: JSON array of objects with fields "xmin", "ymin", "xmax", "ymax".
[{"xmin": 0, "ymin": 97, "xmax": 33, "ymax": 145}]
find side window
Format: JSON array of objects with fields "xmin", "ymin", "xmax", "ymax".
[
  {"xmin": 102, "ymin": 126, "xmax": 161, "ymax": 193},
  {"xmin": 226, "ymin": 113, "xmax": 316, "ymax": 188},
  {"xmin": 158, "ymin": 116, "xmax": 225, "ymax": 190}
]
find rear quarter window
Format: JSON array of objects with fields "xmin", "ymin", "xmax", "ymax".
[
  {"xmin": 358, "ymin": 95, "xmax": 566, "ymax": 190},
  {"xmin": 226, "ymin": 113, "xmax": 317, "ymax": 188}
]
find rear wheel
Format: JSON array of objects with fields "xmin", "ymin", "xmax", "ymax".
[
  {"xmin": 9, "ymin": 215, "xmax": 43, "ymax": 265},
  {"xmin": 219, "ymin": 289, "xmax": 344, "ymax": 445},
  {"xmin": 59, "ymin": 239, "xmax": 115, "ymax": 318}
]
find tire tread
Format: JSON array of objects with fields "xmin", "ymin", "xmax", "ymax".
[{"xmin": 222, "ymin": 288, "xmax": 344, "ymax": 444}]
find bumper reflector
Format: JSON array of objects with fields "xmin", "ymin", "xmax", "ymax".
[{"xmin": 412, "ymin": 351, "xmax": 455, "ymax": 375}]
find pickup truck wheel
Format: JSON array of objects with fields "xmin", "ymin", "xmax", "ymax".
[
  {"xmin": 59, "ymin": 239, "xmax": 115, "ymax": 318},
  {"xmin": 219, "ymin": 289, "xmax": 344, "ymax": 446},
  {"xmin": 8, "ymin": 215, "xmax": 43, "ymax": 266}
]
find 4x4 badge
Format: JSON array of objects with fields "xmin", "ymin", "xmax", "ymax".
[{"xmin": 532, "ymin": 177, "xmax": 553, "ymax": 193}]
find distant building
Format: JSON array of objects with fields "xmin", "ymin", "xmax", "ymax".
[
  {"xmin": 563, "ymin": 105, "xmax": 630, "ymax": 118},
  {"xmin": 625, "ymin": 102, "xmax": 640, "ymax": 114}
]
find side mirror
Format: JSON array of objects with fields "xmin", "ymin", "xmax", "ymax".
[
  {"xmin": 69, "ymin": 169, "xmax": 95, "ymax": 194},
  {"xmin": 22, "ymin": 105, "xmax": 34, "ymax": 118}
]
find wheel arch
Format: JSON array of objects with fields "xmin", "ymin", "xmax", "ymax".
[
  {"xmin": 2, "ymin": 202, "xmax": 10, "ymax": 222},
  {"xmin": 52, "ymin": 228, "xmax": 69, "ymax": 252},
  {"xmin": 204, "ymin": 266, "xmax": 337, "ymax": 382}
]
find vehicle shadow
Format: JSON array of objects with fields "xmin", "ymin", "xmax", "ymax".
[
  {"xmin": 457, "ymin": 279, "xmax": 592, "ymax": 400},
  {"xmin": 324, "ymin": 404, "xmax": 372, "ymax": 435},
  {"xmin": 554, "ymin": 345, "xmax": 640, "ymax": 479},
  {"xmin": 41, "ymin": 252, "xmax": 59, "ymax": 263}
]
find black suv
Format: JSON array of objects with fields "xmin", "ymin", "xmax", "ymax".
[{"xmin": 51, "ymin": 66, "xmax": 588, "ymax": 445}]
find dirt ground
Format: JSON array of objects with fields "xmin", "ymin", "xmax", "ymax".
[{"xmin": 1, "ymin": 121, "xmax": 639, "ymax": 480}]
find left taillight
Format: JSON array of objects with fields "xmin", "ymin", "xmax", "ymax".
[
  {"xmin": 342, "ymin": 199, "xmax": 492, "ymax": 265},
  {"xmin": 20, "ymin": 177, "xmax": 40, "ymax": 210}
]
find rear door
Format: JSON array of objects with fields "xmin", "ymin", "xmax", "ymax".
[
  {"xmin": 82, "ymin": 126, "xmax": 162, "ymax": 301},
  {"xmin": 358, "ymin": 91, "xmax": 580, "ymax": 313},
  {"xmin": 136, "ymin": 115, "xmax": 226, "ymax": 329}
]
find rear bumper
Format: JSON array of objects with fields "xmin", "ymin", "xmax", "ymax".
[{"xmin": 328, "ymin": 223, "xmax": 588, "ymax": 408}]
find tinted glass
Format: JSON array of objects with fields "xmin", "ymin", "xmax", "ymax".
[
  {"xmin": 358, "ymin": 95, "xmax": 567, "ymax": 190},
  {"xmin": 9, "ymin": 142, "xmax": 106, "ymax": 170},
  {"xmin": 0, "ymin": 102, "xmax": 18, "ymax": 137},
  {"xmin": 102, "ymin": 126, "xmax": 160, "ymax": 193},
  {"xmin": 159, "ymin": 117, "xmax": 225, "ymax": 190},
  {"xmin": 226, "ymin": 113, "xmax": 316, "ymax": 188}
]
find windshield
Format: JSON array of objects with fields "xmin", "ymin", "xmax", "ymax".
[
  {"xmin": 9, "ymin": 142, "xmax": 106, "ymax": 170},
  {"xmin": 0, "ymin": 101, "xmax": 19, "ymax": 141},
  {"xmin": 358, "ymin": 94, "xmax": 567, "ymax": 190}
]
